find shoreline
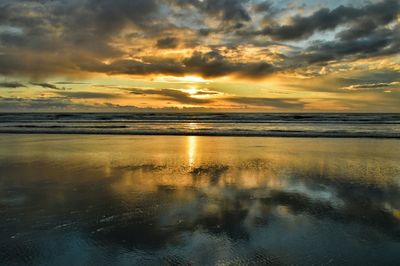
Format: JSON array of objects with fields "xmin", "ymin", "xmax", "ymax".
[{"xmin": 1, "ymin": 130, "xmax": 399, "ymax": 138}]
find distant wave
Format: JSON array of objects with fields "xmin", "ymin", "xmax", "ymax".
[
  {"xmin": 0, "ymin": 128, "xmax": 399, "ymax": 138},
  {"xmin": 1, "ymin": 113, "xmax": 400, "ymax": 138},
  {"xmin": 1, "ymin": 113, "xmax": 400, "ymax": 123}
]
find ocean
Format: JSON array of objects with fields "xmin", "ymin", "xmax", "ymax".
[{"xmin": 1, "ymin": 112, "xmax": 400, "ymax": 137}]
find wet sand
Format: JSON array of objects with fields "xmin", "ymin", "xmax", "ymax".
[{"xmin": 1, "ymin": 135, "xmax": 400, "ymax": 265}]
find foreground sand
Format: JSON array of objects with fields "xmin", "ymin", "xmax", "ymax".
[{"xmin": 1, "ymin": 135, "xmax": 400, "ymax": 265}]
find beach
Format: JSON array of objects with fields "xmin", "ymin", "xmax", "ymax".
[
  {"xmin": 1, "ymin": 0, "xmax": 399, "ymax": 264},
  {"xmin": 1, "ymin": 134, "xmax": 400, "ymax": 265}
]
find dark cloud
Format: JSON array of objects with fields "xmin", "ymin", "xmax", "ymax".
[
  {"xmin": 128, "ymin": 88, "xmax": 213, "ymax": 104},
  {"xmin": 80, "ymin": 58, "xmax": 185, "ymax": 76},
  {"xmin": 341, "ymin": 82, "xmax": 399, "ymax": 91},
  {"xmin": 260, "ymin": 0, "xmax": 399, "ymax": 40},
  {"xmin": 156, "ymin": 37, "xmax": 179, "ymax": 49},
  {"xmin": 78, "ymin": 50, "xmax": 277, "ymax": 78},
  {"xmin": 56, "ymin": 91, "xmax": 120, "ymax": 99},
  {"xmin": 337, "ymin": 70, "xmax": 400, "ymax": 87},
  {"xmin": 0, "ymin": 97, "xmax": 85, "ymax": 111},
  {"xmin": 55, "ymin": 81, "xmax": 91, "ymax": 85},
  {"xmin": 183, "ymin": 51, "xmax": 276, "ymax": 78},
  {"xmin": 0, "ymin": 81, "xmax": 26, "ymax": 88},
  {"xmin": 202, "ymin": 0, "xmax": 251, "ymax": 23},
  {"xmin": 84, "ymin": 0, "xmax": 159, "ymax": 31},
  {"xmin": 0, "ymin": 52, "xmax": 81, "ymax": 78},
  {"xmin": 0, "ymin": 0, "xmax": 397, "ymax": 82},
  {"xmin": 169, "ymin": 0, "xmax": 251, "ymax": 23},
  {"xmin": 299, "ymin": 27, "xmax": 399, "ymax": 65},
  {"xmin": 193, "ymin": 90, "xmax": 220, "ymax": 96},
  {"xmin": 336, "ymin": 19, "xmax": 379, "ymax": 41},
  {"xmin": 197, "ymin": 28, "xmax": 214, "ymax": 36},
  {"xmin": 225, "ymin": 97, "xmax": 304, "ymax": 108},
  {"xmin": 0, "ymin": 96, "xmax": 138, "ymax": 112},
  {"xmin": 0, "ymin": 0, "xmax": 161, "ymax": 77},
  {"xmin": 30, "ymin": 82, "xmax": 68, "ymax": 90},
  {"xmin": 253, "ymin": 1, "xmax": 272, "ymax": 13}
]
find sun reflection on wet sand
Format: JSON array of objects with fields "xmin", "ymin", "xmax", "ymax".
[{"xmin": 187, "ymin": 135, "xmax": 197, "ymax": 167}]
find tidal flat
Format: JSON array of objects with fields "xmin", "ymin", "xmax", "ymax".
[{"xmin": 0, "ymin": 135, "xmax": 400, "ymax": 265}]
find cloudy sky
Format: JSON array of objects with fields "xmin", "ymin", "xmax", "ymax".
[{"xmin": 0, "ymin": 0, "xmax": 399, "ymax": 112}]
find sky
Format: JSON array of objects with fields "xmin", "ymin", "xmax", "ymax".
[{"xmin": 0, "ymin": 0, "xmax": 399, "ymax": 112}]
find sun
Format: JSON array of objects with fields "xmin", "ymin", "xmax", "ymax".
[
  {"xmin": 154, "ymin": 75, "xmax": 209, "ymax": 83},
  {"xmin": 181, "ymin": 76, "xmax": 208, "ymax": 83},
  {"xmin": 186, "ymin": 87, "xmax": 198, "ymax": 95}
]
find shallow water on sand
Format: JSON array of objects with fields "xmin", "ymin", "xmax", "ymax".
[{"xmin": 0, "ymin": 135, "xmax": 400, "ymax": 265}]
